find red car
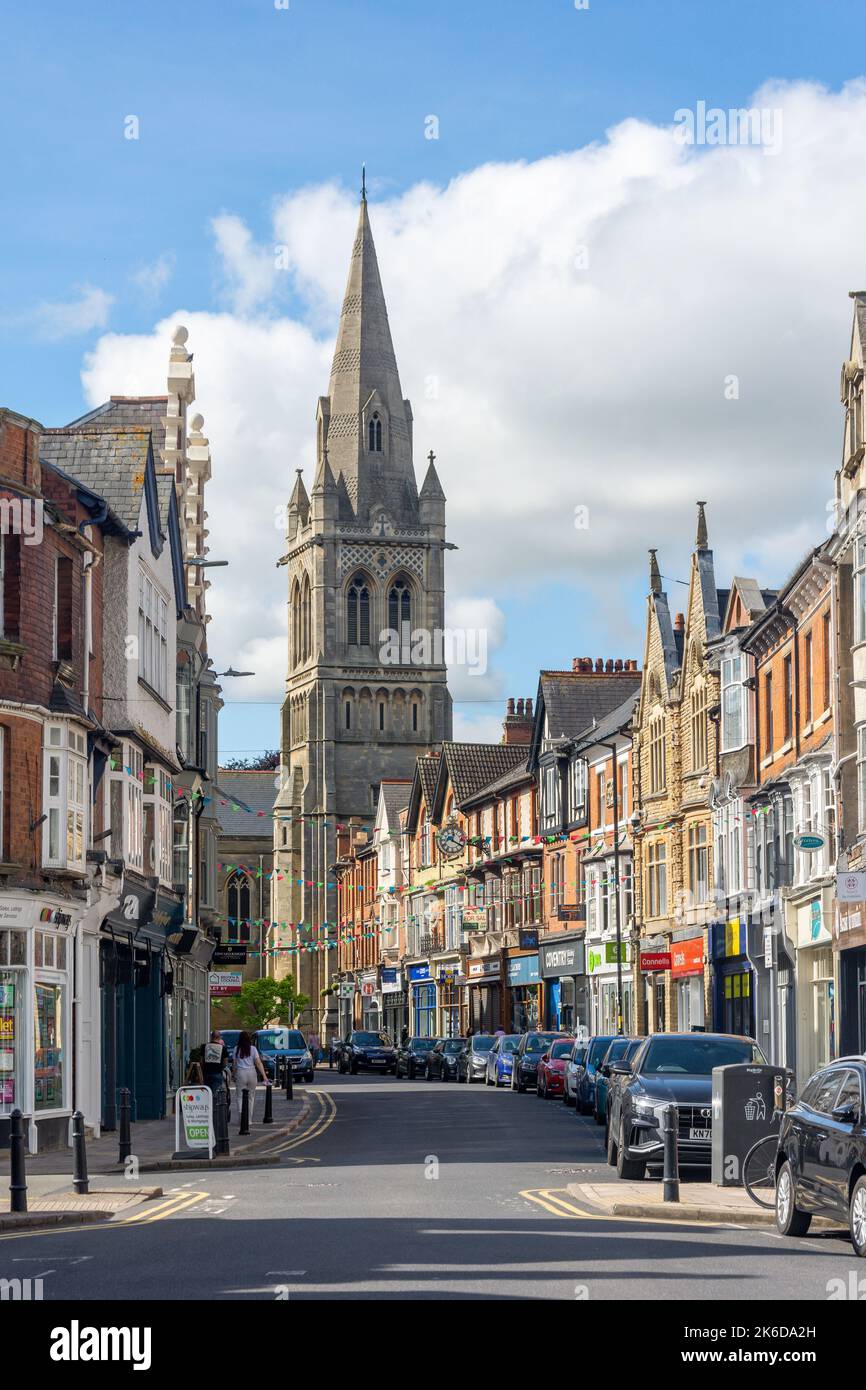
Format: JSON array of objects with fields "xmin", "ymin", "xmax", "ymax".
[{"xmin": 536, "ymin": 1038, "xmax": 575, "ymax": 1098}]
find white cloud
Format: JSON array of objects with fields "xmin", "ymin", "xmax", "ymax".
[
  {"xmin": 81, "ymin": 79, "xmax": 866, "ymax": 721},
  {"xmin": 131, "ymin": 253, "xmax": 175, "ymax": 298},
  {"xmin": 34, "ymin": 285, "xmax": 113, "ymax": 341}
]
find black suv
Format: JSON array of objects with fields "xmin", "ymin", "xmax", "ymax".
[
  {"xmin": 511, "ymin": 1031, "xmax": 570, "ymax": 1092},
  {"xmin": 395, "ymin": 1036, "xmax": 441, "ymax": 1079},
  {"xmin": 775, "ymin": 1056, "xmax": 866, "ymax": 1257},
  {"xmin": 607, "ymin": 1032, "xmax": 764, "ymax": 1178},
  {"xmin": 426, "ymin": 1038, "xmax": 465, "ymax": 1081},
  {"xmin": 335, "ymin": 1030, "xmax": 396, "ymax": 1075}
]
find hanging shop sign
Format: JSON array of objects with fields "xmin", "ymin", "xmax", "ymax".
[
  {"xmin": 212, "ymin": 945, "xmax": 248, "ymax": 966},
  {"xmin": 103, "ymin": 876, "xmax": 156, "ymax": 934},
  {"xmin": 793, "ymin": 832, "xmax": 826, "ymax": 853},
  {"xmin": 518, "ymin": 928, "xmax": 539, "ymax": 950},
  {"xmin": 837, "ymin": 871, "xmax": 866, "ymax": 903},
  {"xmin": 337, "ymin": 982, "xmax": 355, "ymax": 1000},
  {"xmin": 208, "ymin": 971, "xmax": 242, "ymax": 995},
  {"xmin": 557, "ymin": 905, "xmax": 585, "ymax": 922}
]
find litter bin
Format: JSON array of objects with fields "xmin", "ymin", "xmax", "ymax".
[{"xmin": 711, "ymin": 1062, "xmax": 790, "ymax": 1187}]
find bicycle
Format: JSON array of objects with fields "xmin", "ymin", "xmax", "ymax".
[{"xmin": 742, "ymin": 1127, "xmax": 782, "ymax": 1210}]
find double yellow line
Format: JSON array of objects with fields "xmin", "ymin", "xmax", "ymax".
[
  {"xmin": 263, "ymin": 1090, "xmax": 336, "ymax": 1155},
  {"xmin": 0, "ymin": 1188, "xmax": 210, "ymax": 1244}
]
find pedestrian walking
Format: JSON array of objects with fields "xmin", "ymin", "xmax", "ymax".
[
  {"xmin": 307, "ymin": 1029, "xmax": 321, "ymax": 1065},
  {"xmin": 202, "ymin": 1030, "xmax": 229, "ymax": 1101},
  {"xmin": 231, "ymin": 1031, "xmax": 267, "ymax": 1123}
]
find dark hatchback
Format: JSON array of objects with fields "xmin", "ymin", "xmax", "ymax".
[
  {"xmin": 775, "ymin": 1056, "xmax": 866, "ymax": 1257},
  {"xmin": 512, "ymin": 1032, "xmax": 570, "ymax": 1092},
  {"xmin": 335, "ymin": 1030, "xmax": 396, "ymax": 1074},
  {"xmin": 607, "ymin": 1032, "xmax": 764, "ymax": 1179},
  {"xmin": 427, "ymin": 1038, "xmax": 465, "ymax": 1081},
  {"xmin": 594, "ymin": 1036, "xmax": 643, "ymax": 1124},
  {"xmin": 395, "ymin": 1036, "xmax": 441, "ymax": 1079}
]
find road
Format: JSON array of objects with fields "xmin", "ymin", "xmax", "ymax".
[{"xmin": 0, "ymin": 1071, "xmax": 858, "ymax": 1301}]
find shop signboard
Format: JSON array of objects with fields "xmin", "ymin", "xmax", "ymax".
[
  {"xmin": 587, "ymin": 941, "xmax": 629, "ymax": 975},
  {"xmin": 208, "ymin": 971, "xmax": 243, "ymax": 995},
  {"xmin": 466, "ymin": 959, "xmax": 500, "ymax": 981},
  {"xmin": 408, "ymin": 964, "xmax": 431, "ymax": 982},
  {"xmin": 175, "ymin": 1085, "xmax": 214, "ymax": 1160},
  {"xmin": 640, "ymin": 950, "xmax": 671, "ymax": 973},
  {"xmin": 670, "ymin": 937, "xmax": 704, "ymax": 977},
  {"xmin": 506, "ymin": 954, "xmax": 540, "ymax": 986},
  {"xmin": 103, "ymin": 875, "xmax": 156, "ymax": 934},
  {"xmin": 461, "ymin": 907, "xmax": 486, "ymax": 928},
  {"xmin": 381, "ymin": 969, "xmax": 402, "ymax": 994},
  {"xmin": 538, "ymin": 937, "xmax": 585, "ymax": 979},
  {"xmin": 337, "ymin": 982, "xmax": 355, "ymax": 999},
  {"xmin": 360, "ymin": 978, "xmax": 376, "ymax": 997}
]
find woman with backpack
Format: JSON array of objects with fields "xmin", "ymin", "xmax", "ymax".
[{"xmin": 231, "ymin": 1031, "xmax": 268, "ymax": 1123}]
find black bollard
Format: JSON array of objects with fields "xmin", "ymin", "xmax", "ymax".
[
  {"xmin": 239, "ymin": 1086, "xmax": 250, "ymax": 1136},
  {"xmin": 72, "ymin": 1110, "xmax": 89, "ymax": 1195},
  {"xmin": 118, "ymin": 1088, "xmax": 132, "ymax": 1164},
  {"xmin": 284, "ymin": 1060, "xmax": 293, "ymax": 1101},
  {"xmin": 9, "ymin": 1109, "xmax": 27, "ymax": 1213},
  {"xmin": 213, "ymin": 1085, "xmax": 230, "ymax": 1157},
  {"xmin": 662, "ymin": 1103, "xmax": 680, "ymax": 1203},
  {"xmin": 263, "ymin": 1081, "xmax": 274, "ymax": 1125}
]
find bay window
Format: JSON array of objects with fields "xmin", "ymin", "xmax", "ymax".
[
  {"xmin": 108, "ymin": 743, "xmax": 143, "ymax": 870},
  {"xmin": 721, "ymin": 655, "xmax": 746, "ymax": 751},
  {"xmin": 855, "ymin": 538, "xmax": 866, "ymax": 645},
  {"xmin": 138, "ymin": 568, "xmax": 169, "ymax": 699},
  {"xmin": 42, "ymin": 724, "xmax": 88, "ymax": 872}
]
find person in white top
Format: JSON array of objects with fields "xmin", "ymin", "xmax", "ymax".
[{"xmin": 231, "ymin": 1031, "xmax": 268, "ymax": 1123}]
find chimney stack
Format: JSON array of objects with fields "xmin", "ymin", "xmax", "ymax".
[
  {"xmin": 503, "ymin": 696, "xmax": 533, "ymax": 745},
  {"xmin": 675, "ymin": 613, "xmax": 685, "ymax": 633}
]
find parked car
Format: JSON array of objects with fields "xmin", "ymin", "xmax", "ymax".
[
  {"xmin": 255, "ymin": 1027, "xmax": 315, "ymax": 1083},
  {"xmin": 335, "ymin": 1030, "xmax": 397, "ymax": 1074},
  {"xmin": 485, "ymin": 1034, "xmax": 520, "ymax": 1087},
  {"xmin": 427, "ymin": 1038, "xmax": 465, "ymax": 1081},
  {"xmin": 458, "ymin": 1034, "xmax": 496, "ymax": 1083},
  {"xmin": 563, "ymin": 1038, "xmax": 588, "ymax": 1107},
  {"xmin": 574, "ymin": 1035, "xmax": 616, "ymax": 1114},
  {"xmin": 775, "ymin": 1056, "xmax": 866, "ymax": 1257},
  {"xmin": 536, "ymin": 1038, "xmax": 575, "ymax": 1098},
  {"xmin": 395, "ymin": 1036, "xmax": 440, "ymax": 1079},
  {"xmin": 512, "ymin": 1031, "xmax": 570, "ymax": 1092},
  {"xmin": 607, "ymin": 1032, "xmax": 765, "ymax": 1179},
  {"xmin": 594, "ymin": 1037, "xmax": 643, "ymax": 1124}
]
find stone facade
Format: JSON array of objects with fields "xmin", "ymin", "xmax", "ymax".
[{"xmin": 273, "ymin": 195, "xmax": 452, "ymax": 1034}]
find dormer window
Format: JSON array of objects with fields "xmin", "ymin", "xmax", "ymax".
[{"xmin": 368, "ymin": 413, "xmax": 382, "ymax": 452}]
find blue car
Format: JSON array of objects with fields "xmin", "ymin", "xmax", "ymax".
[
  {"xmin": 575, "ymin": 1035, "xmax": 616, "ymax": 1115},
  {"xmin": 593, "ymin": 1036, "xmax": 643, "ymax": 1124},
  {"xmin": 485, "ymin": 1034, "xmax": 520, "ymax": 1087},
  {"xmin": 255, "ymin": 1027, "xmax": 315, "ymax": 1083}
]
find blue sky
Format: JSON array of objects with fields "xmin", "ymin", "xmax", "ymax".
[{"xmin": 2, "ymin": 0, "xmax": 864, "ymax": 757}]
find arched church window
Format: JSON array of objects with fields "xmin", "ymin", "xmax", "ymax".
[
  {"xmin": 227, "ymin": 873, "xmax": 252, "ymax": 944},
  {"xmin": 291, "ymin": 580, "xmax": 301, "ymax": 668},
  {"xmin": 347, "ymin": 576, "xmax": 371, "ymax": 646},
  {"xmin": 301, "ymin": 574, "xmax": 312, "ymax": 662},
  {"xmin": 388, "ymin": 577, "xmax": 411, "ymax": 633},
  {"xmin": 368, "ymin": 412, "xmax": 382, "ymax": 452}
]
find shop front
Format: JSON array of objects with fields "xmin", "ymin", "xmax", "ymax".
[
  {"xmin": 587, "ymin": 939, "xmax": 632, "ymax": 1034},
  {"xmin": 359, "ymin": 971, "xmax": 381, "ymax": 1031},
  {"xmin": 506, "ymin": 952, "xmax": 541, "ymax": 1032},
  {"xmin": 710, "ymin": 917, "xmax": 754, "ymax": 1039},
  {"xmin": 836, "ymin": 904, "xmax": 866, "ymax": 1056},
  {"xmin": 793, "ymin": 893, "xmax": 836, "ymax": 1080},
  {"xmin": 381, "ymin": 968, "xmax": 406, "ymax": 1042},
  {"xmin": 460, "ymin": 956, "xmax": 502, "ymax": 1032},
  {"xmin": 435, "ymin": 961, "xmax": 461, "ymax": 1037},
  {"xmin": 537, "ymin": 934, "xmax": 587, "ymax": 1033},
  {"xmin": 670, "ymin": 933, "xmax": 706, "ymax": 1032},
  {"xmin": 408, "ymin": 963, "xmax": 437, "ymax": 1037},
  {"xmin": 0, "ymin": 895, "xmax": 88, "ymax": 1153}
]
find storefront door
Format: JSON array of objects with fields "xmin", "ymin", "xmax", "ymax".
[
  {"xmin": 413, "ymin": 983, "xmax": 436, "ymax": 1037},
  {"xmin": 722, "ymin": 969, "xmax": 753, "ymax": 1038}
]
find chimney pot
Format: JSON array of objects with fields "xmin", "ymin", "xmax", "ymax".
[
  {"xmin": 675, "ymin": 613, "xmax": 685, "ymax": 632},
  {"xmin": 507, "ymin": 697, "xmax": 515, "ymax": 715},
  {"xmin": 596, "ymin": 658, "xmax": 604, "ymax": 672},
  {"xmin": 526, "ymin": 697, "xmax": 533, "ymax": 716},
  {"xmin": 615, "ymin": 658, "xmax": 623, "ymax": 672}
]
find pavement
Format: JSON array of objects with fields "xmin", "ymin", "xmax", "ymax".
[
  {"xmin": 0, "ymin": 1072, "xmax": 858, "ymax": 1299},
  {"xmin": 565, "ymin": 1178, "xmax": 844, "ymax": 1228}
]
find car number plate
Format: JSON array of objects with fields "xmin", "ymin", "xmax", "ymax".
[{"xmin": 689, "ymin": 1127, "xmax": 711, "ymax": 1141}]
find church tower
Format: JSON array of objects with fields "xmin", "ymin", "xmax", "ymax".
[{"xmin": 273, "ymin": 185, "xmax": 452, "ymax": 1025}]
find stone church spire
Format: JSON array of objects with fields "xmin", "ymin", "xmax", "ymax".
[{"xmin": 322, "ymin": 192, "xmax": 417, "ymax": 523}]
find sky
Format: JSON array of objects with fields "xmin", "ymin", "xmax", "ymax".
[{"xmin": 2, "ymin": 0, "xmax": 866, "ymax": 757}]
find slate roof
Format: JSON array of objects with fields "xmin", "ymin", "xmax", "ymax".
[
  {"xmin": 536, "ymin": 670, "xmax": 642, "ymax": 744},
  {"xmin": 416, "ymin": 753, "xmax": 441, "ymax": 810},
  {"xmin": 438, "ymin": 742, "xmax": 528, "ymax": 810},
  {"xmin": 215, "ymin": 771, "xmax": 275, "ymax": 836},
  {"xmin": 379, "ymin": 779, "xmax": 411, "ymax": 829},
  {"xmin": 40, "ymin": 427, "xmax": 152, "ymax": 533},
  {"xmin": 460, "ymin": 754, "xmax": 533, "ymax": 810},
  {"xmin": 572, "ymin": 690, "xmax": 640, "ymax": 752}
]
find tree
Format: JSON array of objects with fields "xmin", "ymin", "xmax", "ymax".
[
  {"xmin": 220, "ymin": 751, "xmax": 280, "ymax": 771},
  {"xmin": 216, "ymin": 976, "xmax": 310, "ymax": 1031}
]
